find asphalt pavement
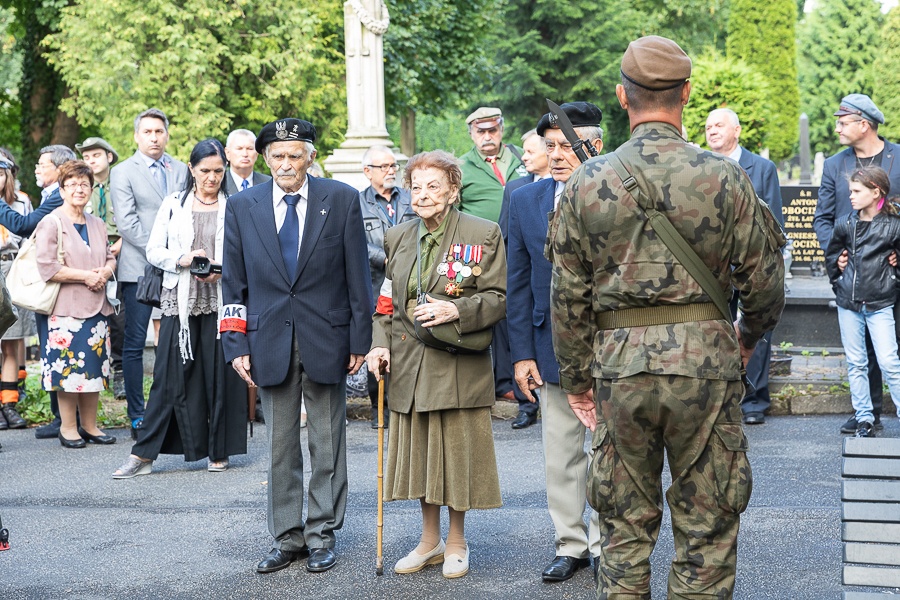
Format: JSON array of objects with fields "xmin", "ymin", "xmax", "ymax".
[{"xmin": 0, "ymin": 413, "xmax": 895, "ymax": 599}]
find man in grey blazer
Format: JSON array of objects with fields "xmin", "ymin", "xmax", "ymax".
[
  {"xmin": 222, "ymin": 118, "xmax": 372, "ymax": 575},
  {"xmin": 109, "ymin": 108, "xmax": 187, "ymax": 438},
  {"xmin": 224, "ymin": 128, "xmax": 271, "ymax": 196}
]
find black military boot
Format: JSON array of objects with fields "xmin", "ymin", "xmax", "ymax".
[{"xmin": 1, "ymin": 404, "xmax": 26, "ymax": 429}]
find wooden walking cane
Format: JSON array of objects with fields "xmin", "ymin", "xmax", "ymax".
[
  {"xmin": 376, "ymin": 374, "xmax": 385, "ymax": 575},
  {"xmin": 248, "ymin": 384, "xmax": 257, "ymax": 437}
]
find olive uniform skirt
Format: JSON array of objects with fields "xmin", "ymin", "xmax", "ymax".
[{"xmin": 384, "ymin": 404, "xmax": 502, "ymax": 511}]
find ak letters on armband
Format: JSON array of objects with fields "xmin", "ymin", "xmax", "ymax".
[{"xmin": 219, "ymin": 304, "xmax": 247, "ymax": 334}]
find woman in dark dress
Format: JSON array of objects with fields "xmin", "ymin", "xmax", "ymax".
[{"xmin": 112, "ymin": 139, "xmax": 247, "ymax": 478}]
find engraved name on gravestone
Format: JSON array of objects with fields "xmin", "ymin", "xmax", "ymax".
[{"xmin": 780, "ymin": 185, "xmax": 822, "ymax": 273}]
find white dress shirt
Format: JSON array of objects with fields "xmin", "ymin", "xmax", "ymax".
[
  {"xmin": 273, "ymin": 177, "xmax": 309, "ymax": 257},
  {"xmin": 230, "ymin": 170, "xmax": 253, "ymax": 191},
  {"xmin": 728, "ymin": 146, "xmax": 742, "ymax": 163},
  {"xmin": 554, "ymin": 180, "xmax": 566, "ymax": 210}
]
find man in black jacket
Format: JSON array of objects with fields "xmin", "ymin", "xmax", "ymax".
[{"xmin": 813, "ymin": 94, "xmax": 900, "ymax": 433}]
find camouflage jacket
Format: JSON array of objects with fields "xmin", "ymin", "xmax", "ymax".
[{"xmin": 550, "ymin": 122, "xmax": 785, "ymax": 393}]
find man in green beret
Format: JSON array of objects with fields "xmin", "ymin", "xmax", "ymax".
[{"xmin": 550, "ymin": 35, "xmax": 785, "ymax": 598}]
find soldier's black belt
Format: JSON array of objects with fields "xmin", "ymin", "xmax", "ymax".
[{"xmin": 597, "ymin": 302, "xmax": 723, "ymax": 329}]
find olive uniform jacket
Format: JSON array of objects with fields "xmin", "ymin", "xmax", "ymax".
[{"xmin": 371, "ymin": 207, "xmax": 507, "ymax": 414}]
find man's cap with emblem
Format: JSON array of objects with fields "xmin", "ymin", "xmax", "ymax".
[
  {"xmin": 620, "ymin": 35, "xmax": 692, "ymax": 91},
  {"xmin": 834, "ymin": 94, "xmax": 885, "ymax": 125},
  {"xmin": 75, "ymin": 137, "xmax": 119, "ymax": 165},
  {"xmin": 255, "ymin": 118, "xmax": 317, "ymax": 153},
  {"xmin": 466, "ymin": 107, "xmax": 503, "ymax": 129},
  {"xmin": 536, "ymin": 101, "xmax": 603, "ymax": 137}
]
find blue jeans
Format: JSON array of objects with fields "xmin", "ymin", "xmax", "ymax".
[
  {"xmin": 837, "ymin": 305, "xmax": 900, "ymax": 425},
  {"xmin": 121, "ymin": 282, "xmax": 154, "ymax": 423}
]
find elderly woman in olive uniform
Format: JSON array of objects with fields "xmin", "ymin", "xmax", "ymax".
[{"xmin": 366, "ymin": 150, "xmax": 506, "ymax": 579}]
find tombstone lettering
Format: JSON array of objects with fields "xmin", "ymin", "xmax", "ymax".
[{"xmin": 780, "ymin": 185, "xmax": 823, "ymax": 272}]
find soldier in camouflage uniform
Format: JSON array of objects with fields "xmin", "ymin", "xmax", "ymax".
[{"xmin": 550, "ymin": 36, "xmax": 785, "ymax": 599}]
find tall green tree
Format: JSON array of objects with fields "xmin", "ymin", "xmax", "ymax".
[
  {"xmin": 384, "ymin": 0, "xmax": 497, "ymax": 156},
  {"xmin": 0, "ymin": 6, "xmax": 23, "ymax": 156},
  {"xmin": 797, "ymin": 0, "xmax": 882, "ymax": 156},
  {"xmin": 45, "ymin": 0, "xmax": 346, "ymax": 161},
  {"xmin": 486, "ymin": 0, "xmax": 644, "ymax": 151},
  {"xmin": 630, "ymin": 0, "xmax": 729, "ymax": 55},
  {"xmin": 683, "ymin": 51, "xmax": 770, "ymax": 152},
  {"xmin": 727, "ymin": 0, "xmax": 799, "ymax": 161},
  {"xmin": 872, "ymin": 7, "xmax": 900, "ymax": 141},
  {"xmin": 0, "ymin": 0, "xmax": 77, "ymax": 196}
]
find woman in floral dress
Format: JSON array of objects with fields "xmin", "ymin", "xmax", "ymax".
[{"xmin": 35, "ymin": 160, "xmax": 117, "ymax": 449}]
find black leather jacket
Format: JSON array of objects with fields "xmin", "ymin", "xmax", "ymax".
[{"xmin": 825, "ymin": 211, "xmax": 900, "ymax": 312}]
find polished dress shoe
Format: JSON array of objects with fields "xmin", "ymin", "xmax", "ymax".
[
  {"xmin": 58, "ymin": 431, "xmax": 86, "ymax": 449},
  {"xmin": 511, "ymin": 410, "xmax": 537, "ymax": 430},
  {"xmin": 35, "ymin": 417, "xmax": 61, "ymax": 439},
  {"xmin": 542, "ymin": 555, "xmax": 591, "ymax": 582},
  {"xmin": 394, "ymin": 540, "xmax": 445, "ymax": 574},
  {"xmin": 742, "ymin": 411, "xmax": 765, "ymax": 425},
  {"xmin": 78, "ymin": 427, "xmax": 117, "ymax": 445},
  {"xmin": 306, "ymin": 547, "xmax": 337, "ymax": 572},
  {"xmin": 1, "ymin": 404, "xmax": 26, "ymax": 429},
  {"xmin": 256, "ymin": 546, "xmax": 310, "ymax": 573}
]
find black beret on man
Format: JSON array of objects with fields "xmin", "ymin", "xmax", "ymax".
[
  {"xmin": 536, "ymin": 101, "xmax": 603, "ymax": 137},
  {"xmin": 620, "ymin": 35, "xmax": 692, "ymax": 91},
  {"xmin": 255, "ymin": 118, "xmax": 317, "ymax": 153}
]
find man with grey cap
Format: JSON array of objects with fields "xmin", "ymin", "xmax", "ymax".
[
  {"xmin": 77, "ymin": 136, "xmax": 126, "ymax": 398},
  {"xmin": 222, "ymin": 118, "xmax": 372, "ymax": 575},
  {"xmin": 459, "ymin": 107, "xmax": 526, "ymax": 409},
  {"xmin": 550, "ymin": 35, "xmax": 785, "ymax": 598},
  {"xmin": 813, "ymin": 94, "xmax": 900, "ymax": 434}
]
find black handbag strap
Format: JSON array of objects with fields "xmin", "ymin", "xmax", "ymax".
[{"xmin": 606, "ymin": 153, "xmax": 732, "ymax": 323}]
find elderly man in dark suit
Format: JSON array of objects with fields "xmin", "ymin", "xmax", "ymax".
[
  {"xmin": 222, "ymin": 118, "xmax": 373, "ymax": 575},
  {"xmin": 812, "ymin": 94, "xmax": 900, "ymax": 433},
  {"xmin": 706, "ymin": 108, "xmax": 783, "ymax": 425},
  {"xmin": 109, "ymin": 108, "xmax": 187, "ymax": 439},
  {"xmin": 224, "ymin": 128, "xmax": 271, "ymax": 196},
  {"xmin": 508, "ymin": 102, "xmax": 604, "ymax": 582}
]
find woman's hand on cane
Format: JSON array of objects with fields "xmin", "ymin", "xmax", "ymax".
[{"xmin": 366, "ymin": 348, "xmax": 390, "ymax": 381}]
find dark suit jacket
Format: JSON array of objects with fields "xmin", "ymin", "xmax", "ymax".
[
  {"xmin": 506, "ymin": 177, "xmax": 560, "ymax": 384},
  {"xmin": 224, "ymin": 170, "xmax": 271, "ymax": 197},
  {"xmin": 738, "ymin": 147, "xmax": 783, "ymax": 224},
  {"xmin": 0, "ymin": 188, "xmax": 62, "ymax": 237},
  {"xmin": 814, "ymin": 139, "xmax": 900, "ymax": 251},
  {"xmin": 222, "ymin": 176, "xmax": 373, "ymax": 387},
  {"xmin": 499, "ymin": 176, "xmax": 537, "ymax": 241}
]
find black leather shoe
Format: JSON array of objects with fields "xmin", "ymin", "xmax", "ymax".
[
  {"xmin": 874, "ymin": 415, "xmax": 884, "ymax": 430},
  {"xmin": 254, "ymin": 407, "xmax": 265, "ymax": 424},
  {"xmin": 0, "ymin": 409, "xmax": 7, "ymax": 430},
  {"xmin": 78, "ymin": 427, "xmax": 117, "ymax": 445},
  {"xmin": 256, "ymin": 546, "xmax": 310, "ymax": 573},
  {"xmin": 1, "ymin": 404, "xmax": 25, "ymax": 428},
  {"xmin": 35, "ymin": 418, "xmax": 61, "ymax": 439},
  {"xmin": 58, "ymin": 431, "xmax": 86, "ymax": 449},
  {"xmin": 742, "ymin": 411, "xmax": 765, "ymax": 425},
  {"xmin": 511, "ymin": 410, "xmax": 537, "ymax": 430},
  {"xmin": 541, "ymin": 555, "xmax": 590, "ymax": 582},
  {"xmin": 307, "ymin": 548, "xmax": 337, "ymax": 572}
]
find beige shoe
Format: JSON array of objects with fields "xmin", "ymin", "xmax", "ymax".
[
  {"xmin": 112, "ymin": 455, "xmax": 152, "ymax": 479},
  {"xmin": 394, "ymin": 539, "xmax": 445, "ymax": 574},
  {"xmin": 442, "ymin": 543, "xmax": 469, "ymax": 579}
]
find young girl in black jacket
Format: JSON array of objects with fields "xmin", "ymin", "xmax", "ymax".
[{"xmin": 826, "ymin": 166, "xmax": 900, "ymax": 437}]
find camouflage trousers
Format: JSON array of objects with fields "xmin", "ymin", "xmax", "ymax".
[{"xmin": 588, "ymin": 374, "xmax": 751, "ymax": 600}]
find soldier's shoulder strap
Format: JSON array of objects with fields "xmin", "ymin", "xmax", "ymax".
[
  {"xmin": 605, "ymin": 152, "xmax": 732, "ymax": 323},
  {"xmin": 505, "ymin": 144, "xmax": 523, "ymax": 163}
]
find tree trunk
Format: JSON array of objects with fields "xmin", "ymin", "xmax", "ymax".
[
  {"xmin": 50, "ymin": 87, "xmax": 80, "ymax": 147},
  {"xmin": 400, "ymin": 109, "xmax": 415, "ymax": 157}
]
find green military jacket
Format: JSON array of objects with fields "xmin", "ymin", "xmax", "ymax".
[
  {"xmin": 550, "ymin": 121, "xmax": 785, "ymax": 394},
  {"xmin": 85, "ymin": 180, "xmax": 119, "ymax": 243},
  {"xmin": 459, "ymin": 144, "xmax": 526, "ymax": 223}
]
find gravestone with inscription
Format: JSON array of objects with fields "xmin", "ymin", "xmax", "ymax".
[{"xmin": 780, "ymin": 185, "xmax": 823, "ymax": 276}]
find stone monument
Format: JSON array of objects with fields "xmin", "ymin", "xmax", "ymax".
[{"xmin": 324, "ymin": 0, "xmax": 406, "ymax": 190}]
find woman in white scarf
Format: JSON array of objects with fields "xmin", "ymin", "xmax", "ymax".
[{"xmin": 112, "ymin": 139, "xmax": 248, "ymax": 478}]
